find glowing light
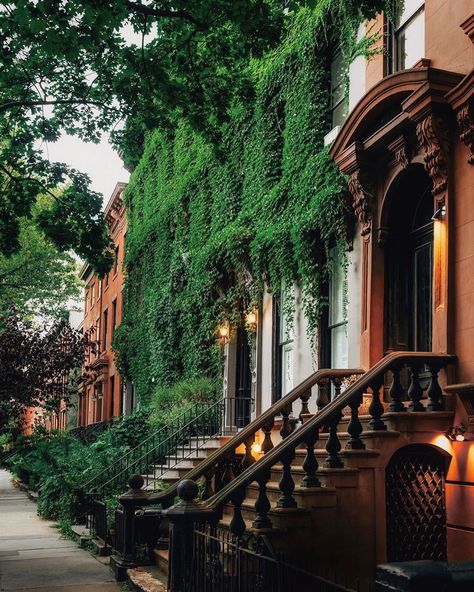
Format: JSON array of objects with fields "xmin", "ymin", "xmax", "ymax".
[
  {"xmin": 251, "ymin": 442, "xmax": 262, "ymax": 454},
  {"xmin": 245, "ymin": 310, "xmax": 258, "ymax": 332},
  {"xmin": 217, "ymin": 322, "xmax": 229, "ymax": 340},
  {"xmin": 455, "ymin": 433, "xmax": 466, "ymax": 442}
]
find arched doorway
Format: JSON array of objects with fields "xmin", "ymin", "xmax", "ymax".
[
  {"xmin": 384, "ymin": 165, "xmax": 434, "ymax": 353},
  {"xmin": 386, "ymin": 444, "xmax": 449, "ymax": 562}
]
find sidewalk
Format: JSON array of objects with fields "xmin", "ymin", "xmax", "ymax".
[{"xmin": 0, "ymin": 469, "xmax": 121, "ymax": 592}]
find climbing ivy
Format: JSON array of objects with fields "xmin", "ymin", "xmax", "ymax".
[{"xmin": 115, "ymin": 1, "xmax": 394, "ymax": 402}]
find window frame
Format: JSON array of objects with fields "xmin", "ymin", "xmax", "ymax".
[{"xmin": 387, "ymin": 1, "xmax": 425, "ymax": 73}]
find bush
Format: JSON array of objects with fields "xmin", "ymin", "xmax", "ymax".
[{"xmin": 149, "ymin": 377, "xmax": 218, "ymax": 428}]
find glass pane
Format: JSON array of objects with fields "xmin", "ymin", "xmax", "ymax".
[
  {"xmin": 396, "ymin": 0, "xmax": 424, "ymax": 28},
  {"xmin": 414, "ymin": 242, "xmax": 432, "ymax": 351},
  {"xmin": 397, "ymin": 9, "xmax": 424, "ymax": 70},
  {"xmin": 282, "ymin": 344, "xmax": 294, "ymax": 396},
  {"xmin": 329, "ymin": 249, "xmax": 346, "ymax": 325},
  {"xmin": 279, "ymin": 285, "xmax": 294, "ymax": 343},
  {"xmin": 331, "ymin": 324, "xmax": 348, "ymax": 369},
  {"xmin": 331, "ymin": 52, "xmax": 344, "ymax": 97},
  {"xmin": 332, "ymin": 99, "xmax": 348, "ymax": 128}
]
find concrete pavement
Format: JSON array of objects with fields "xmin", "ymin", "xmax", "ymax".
[{"xmin": 0, "ymin": 469, "xmax": 121, "ymax": 591}]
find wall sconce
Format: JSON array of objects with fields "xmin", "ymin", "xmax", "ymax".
[
  {"xmin": 217, "ymin": 321, "xmax": 230, "ymax": 344},
  {"xmin": 245, "ymin": 310, "xmax": 258, "ymax": 333},
  {"xmin": 445, "ymin": 424, "xmax": 466, "ymax": 442},
  {"xmin": 432, "ymin": 203, "xmax": 446, "ymax": 221}
]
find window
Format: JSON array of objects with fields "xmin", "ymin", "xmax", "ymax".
[
  {"xmin": 102, "ymin": 309, "xmax": 108, "ymax": 350},
  {"xmin": 95, "ymin": 317, "xmax": 100, "ymax": 354},
  {"xmin": 331, "ymin": 52, "xmax": 348, "ymax": 128},
  {"xmin": 392, "ymin": 0, "xmax": 425, "ymax": 71},
  {"xmin": 328, "ymin": 247, "xmax": 348, "ymax": 370},
  {"xmin": 273, "ymin": 286, "xmax": 295, "ymax": 401},
  {"xmin": 114, "ymin": 245, "xmax": 119, "ymax": 275},
  {"xmin": 112, "ymin": 298, "xmax": 117, "ymax": 330},
  {"xmin": 110, "ymin": 376, "xmax": 115, "ymax": 418}
]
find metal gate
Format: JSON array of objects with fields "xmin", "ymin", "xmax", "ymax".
[{"xmin": 386, "ymin": 444, "xmax": 448, "ymax": 562}]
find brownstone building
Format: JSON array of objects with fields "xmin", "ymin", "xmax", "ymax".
[{"xmin": 78, "ymin": 182, "xmax": 129, "ymax": 426}]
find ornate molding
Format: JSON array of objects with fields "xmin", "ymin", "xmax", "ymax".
[
  {"xmin": 388, "ymin": 135, "xmax": 412, "ymax": 169},
  {"xmin": 457, "ymin": 103, "xmax": 474, "ymax": 164},
  {"xmin": 416, "ymin": 114, "xmax": 450, "ymax": 200},
  {"xmin": 347, "ymin": 169, "xmax": 373, "ymax": 238}
]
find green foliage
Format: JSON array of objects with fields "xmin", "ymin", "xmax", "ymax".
[
  {"xmin": 6, "ymin": 408, "xmax": 151, "ymax": 526},
  {"xmin": 116, "ymin": 2, "xmax": 393, "ymax": 401},
  {"xmin": 0, "ymin": 197, "xmax": 81, "ymax": 319},
  {"xmin": 149, "ymin": 377, "xmax": 218, "ymax": 426}
]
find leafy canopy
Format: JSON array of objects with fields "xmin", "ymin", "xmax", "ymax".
[
  {"xmin": 0, "ymin": 0, "xmax": 286, "ymax": 273},
  {"xmin": 0, "ymin": 196, "xmax": 81, "ymax": 319}
]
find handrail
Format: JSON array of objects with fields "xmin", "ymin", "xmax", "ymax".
[
  {"xmin": 98, "ymin": 398, "xmax": 225, "ymax": 493},
  {"xmin": 202, "ymin": 351, "xmax": 456, "ymax": 511},
  {"xmin": 146, "ymin": 367, "xmax": 364, "ymax": 506},
  {"xmin": 84, "ymin": 399, "xmax": 217, "ymax": 493}
]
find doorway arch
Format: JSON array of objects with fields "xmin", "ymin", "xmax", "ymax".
[
  {"xmin": 385, "ymin": 444, "xmax": 450, "ymax": 562},
  {"xmin": 384, "ymin": 164, "xmax": 434, "ymax": 353}
]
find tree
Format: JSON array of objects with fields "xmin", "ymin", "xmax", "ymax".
[
  {"xmin": 0, "ymin": 313, "xmax": 96, "ymax": 433},
  {"xmin": 0, "ymin": 1, "xmax": 284, "ymax": 273},
  {"xmin": 0, "ymin": 197, "xmax": 81, "ymax": 319}
]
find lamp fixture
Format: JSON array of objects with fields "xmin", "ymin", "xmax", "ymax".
[
  {"xmin": 217, "ymin": 321, "xmax": 229, "ymax": 343},
  {"xmin": 445, "ymin": 424, "xmax": 466, "ymax": 442},
  {"xmin": 432, "ymin": 204, "xmax": 446, "ymax": 221},
  {"xmin": 245, "ymin": 310, "xmax": 258, "ymax": 333}
]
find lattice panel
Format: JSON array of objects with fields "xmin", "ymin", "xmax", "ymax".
[{"xmin": 386, "ymin": 445, "xmax": 447, "ymax": 562}]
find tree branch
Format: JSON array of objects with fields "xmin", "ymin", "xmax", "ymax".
[
  {"xmin": 124, "ymin": 1, "xmax": 209, "ymax": 30},
  {"xmin": 0, "ymin": 98, "xmax": 119, "ymax": 113}
]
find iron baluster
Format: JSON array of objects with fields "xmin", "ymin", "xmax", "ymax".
[
  {"xmin": 202, "ymin": 466, "xmax": 216, "ymax": 501},
  {"xmin": 302, "ymin": 425, "xmax": 321, "ymax": 487},
  {"xmin": 346, "ymin": 392, "xmax": 365, "ymax": 450},
  {"xmin": 316, "ymin": 378, "xmax": 330, "ymax": 411},
  {"xmin": 427, "ymin": 363, "xmax": 443, "ymax": 411},
  {"xmin": 299, "ymin": 389, "xmax": 311, "ymax": 423},
  {"xmin": 230, "ymin": 486, "xmax": 247, "ymax": 540},
  {"xmin": 408, "ymin": 364, "xmax": 424, "ymax": 411},
  {"xmin": 277, "ymin": 448, "xmax": 297, "ymax": 508},
  {"xmin": 369, "ymin": 379, "xmax": 387, "ymax": 430},
  {"xmin": 261, "ymin": 420, "xmax": 274, "ymax": 454},
  {"xmin": 325, "ymin": 412, "xmax": 344, "ymax": 468},
  {"xmin": 388, "ymin": 365, "xmax": 406, "ymax": 412},
  {"xmin": 280, "ymin": 403, "xmax": 293, "ymax": 439},
  {"xmin": 253, "ymin": 468, "xmax": 272, "ymax": 529}
]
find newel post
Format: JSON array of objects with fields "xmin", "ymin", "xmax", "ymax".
[
  {"xmin": 164, "ymin": 479, "xmax": 215, "ymax": 592},
  {"xmin": 112, "ymin": 474, "xmax": 150, "ymax": 581}
]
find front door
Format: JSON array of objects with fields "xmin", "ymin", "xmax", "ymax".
[
  {"xmin": 385, "ymin": 166, "xmax": 433, "ymax": 353},
  {"xmin": 235, "ymin": 324, "xmax": 252, "ymax": 427}
]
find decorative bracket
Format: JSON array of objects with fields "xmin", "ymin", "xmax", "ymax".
[
  {"xmin": 347, "ymin": 168, "xmax": 374, "ymax": 239},
  {"xmin": 457, "ymin": 102, "xmax": 474, "ymax": 164},
  {"xmin": 416, "ymin": 114, "xmax": 450, "ymax": 203}
]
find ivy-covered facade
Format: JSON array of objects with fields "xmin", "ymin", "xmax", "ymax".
[{"xmin": 114, "ymin": 1, "xmax": 391, "ymax": 404}]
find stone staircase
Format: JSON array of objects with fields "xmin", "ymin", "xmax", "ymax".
[
  {"xmin": 151, "ymin": 410, "xmax": 454, "ymax": 590},
  {"xmin": 111, "ymin": 352, "xmax": 456, "ymax": 592}
]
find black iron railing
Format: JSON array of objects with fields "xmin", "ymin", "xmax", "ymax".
[
  {"xmin": 190, "ymin": 524, "xmax": 356, "ymax": 592},
  {"xmin": 69, "ymin": 420, "xmax": 111, "ymax": 444}
]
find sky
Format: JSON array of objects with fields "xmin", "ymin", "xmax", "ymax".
[
  {"xmin": 41, "ymin": 23, "xmax": 154, "ymax": 206},
  {"xmin": 44, "ymin": 134, "xmax": 130, "ymax": 205}
]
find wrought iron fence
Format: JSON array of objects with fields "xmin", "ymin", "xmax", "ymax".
[
  {"xmin": 69, "ymin": 419, "xmax": 111, "ymax": 444},
  {"xmin": 188, "ymin": 524, "xmax": 357, "ymax": 592}
]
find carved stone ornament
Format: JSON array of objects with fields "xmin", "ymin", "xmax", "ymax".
[
  {"xmin": 388, "ymin": 136, "xmax": 412, "ymax": 169},
  {"xmin": 416, "ymin": 114, "xmax": 449, "ymax": 199},
  {"xmin": 457, "ymin": 103, "xmax": 474, "ymax": 164},
  {"xmin": 348, "ymin": 169, "xmax": 373, "ymax": 238}
]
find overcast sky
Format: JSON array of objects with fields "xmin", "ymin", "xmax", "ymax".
[{"xmin": 44, "ymin": 134, "xmax": 130, "ymax": 205}]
